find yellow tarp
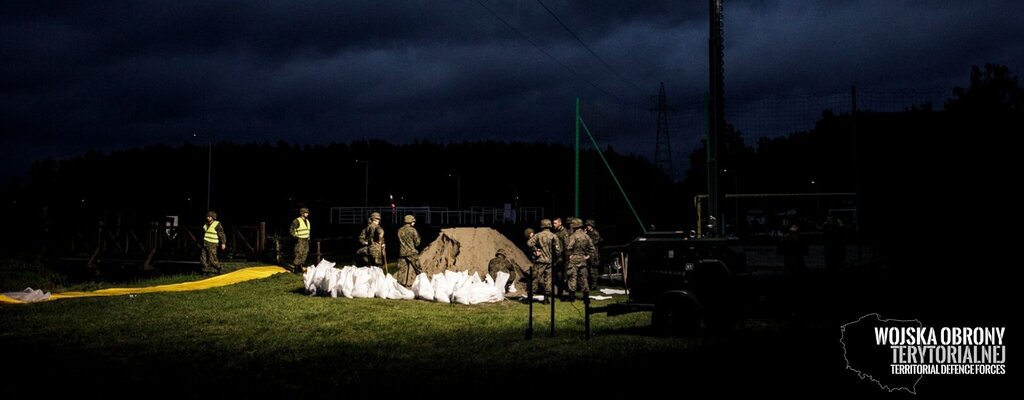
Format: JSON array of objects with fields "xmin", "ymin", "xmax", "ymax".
[{"xmin": 0, "ymin": 266, "xmax": 289, "ymax": 304}]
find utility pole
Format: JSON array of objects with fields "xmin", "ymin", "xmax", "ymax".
[
  {"xmin": 707, "ymin": 0, "xmax": 725, "ymax": 236},
  {"xmin": 652, "ymin": 82, "xmax": 675, "ymax": 179},
  {"xmin": 206, "ymin": 139, "xmax": 212, "ymax": 211}
]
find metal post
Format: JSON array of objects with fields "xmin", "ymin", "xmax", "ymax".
[
  {"xmin": 206, "ymin": 140, "xmax": 212, "ymax": 211},
  {"xmin": 574, "ymin": 97, "xmax": 580, "ymax": 217},
  {"xmin": 549, "ymin": 281, "xmax": 556, "ymax": 337},
  {"xmin": 526, "ymin": 273, "xmax": 534, "ymax": 340}
]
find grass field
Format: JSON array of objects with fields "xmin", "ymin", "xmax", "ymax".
[{"xmin": 0, "ymin": 259, "xmax": 952, "ymax": 396}]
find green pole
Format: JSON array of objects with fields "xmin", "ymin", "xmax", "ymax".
[{"xmin": 574, "ymin": 97, "xmax": 580, "ymax": 217}]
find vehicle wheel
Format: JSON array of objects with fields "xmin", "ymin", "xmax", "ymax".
[{"xmin": 652, "ymin": 297, "xmax": 700, "ymax": 336}]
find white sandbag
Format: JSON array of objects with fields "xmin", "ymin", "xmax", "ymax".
[
  {"xmin": 328, "ymin": 267, "xmax": 339, "ymax": 298},
  {"xmin": 413, "ymin": 273, "xmax": 435, "ymax": 301},
  {"xmin": 445, "ymin": 270, "xmax": 466, "ymax": 289},
  {"xmin": 493, "ymin": 271, "xmax": 510, "ymax": 295},
  {"xmin": 312, "ymin": 259, "xmax": 333, "ymax": 284},
  {"xmin": 387, "ymin": 277, "xmax": 416, "ymax": 300},
  {"xmin": 303, "ymin": 265, "xmax": 317, "ymax": 295},
  {"xmin": 374, "ymin": 271, "xmax": 392, "ymax": 299},
  {"xmin": 431, "ymin": 273, "xmax": 451, "ymax": 303},
  {"xmin": 340, "ymin": 266, "xmax": 356, "ymax": 298},
  {"xmin": 469, "ymin": 282, "xmax": 503, "ymax": 304},
  {"xmin": 451, "ymin": 270, "xmax": 477, "ymax": 296},
  {"xmin": 351, "ymin": 268, "xmax": 373, "ymax": 298},
  {"xmin": 452, "ymin": 278, "xmax": 474, "ymax": 305}
]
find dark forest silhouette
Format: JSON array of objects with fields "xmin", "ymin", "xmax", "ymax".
[{"xmin": 1, "ymin": 64, "xmax": 1020, "ymax": 295}]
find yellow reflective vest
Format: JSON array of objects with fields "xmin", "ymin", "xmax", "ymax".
[
  {"xmin": 203, "ymin": 221, "xmax": 221, "ymax": 243},
  {"xmin": 293, "ymin": 218, "xmax": 310, "ymax": 239}
]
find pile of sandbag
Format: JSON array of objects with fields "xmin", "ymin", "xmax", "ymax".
[{"xmin": 302, "ymin": 259, "xmax": 509, "ymax": 304}]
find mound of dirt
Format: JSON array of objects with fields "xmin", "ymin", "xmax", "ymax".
[{"xmin": 417, "ymin": 227, "xmax": 531, "ymax": 288}]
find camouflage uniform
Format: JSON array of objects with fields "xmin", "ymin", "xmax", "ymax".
[
  {"xmin": 358, "ymin": 212, "xmax": 385, "ymax": 267},
  {"xmin": 565, "ymin": 218, "xmax": 596, "ymax": 297},
  {"xmin": 200, "ymin": 211, "xmax": 226, "ymax": 274},
  {"xmin": 290, "ymin": 208, "xmax": 311, "ymax": 273},
  {"xmin": 397, "ymin": 215, "xmax": 421, "ymax": 286},
  {"xmin": 526, "ymin": 219, "xmax": 562, "ymax": 300},
  {"xmin": 585, "ymin": 219, "xmax": 602, "ymax": 289},
  {"xmin": 487, "ymin": 249, "xmax": 518, "ymax": 292},
  {"xmin": 552, "ymin": 218, "xmax": 569, "ymax": 296}
]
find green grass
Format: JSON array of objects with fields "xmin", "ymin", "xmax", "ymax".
[
  {"xmin": 0, "ymin": 259, "xmax": 69, "ymax": 291},
  {"xmin": 0, "ymin": 262, "xmax": 853, "ymax": 396}
]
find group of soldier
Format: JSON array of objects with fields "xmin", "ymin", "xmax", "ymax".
[
  {"xmin": 198, "ymin": 208, "xmax": 604, "ymax": 302},
  {"xmin": 198, "ymin": 208, "xmax": 313, "ymax": 275},
  {"xmin": 524, "ymin": 217, "xmax": 602, "ymax": 303},
  {"xmin": 356, "ymin": 211, "xmax": 424, "ymax": 287}
]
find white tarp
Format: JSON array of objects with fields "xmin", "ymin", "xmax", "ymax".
[{"xmin": 2, "ymin": 288, "xmax": 51, "ymax": 303}]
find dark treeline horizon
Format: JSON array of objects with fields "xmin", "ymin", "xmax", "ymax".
[
  {"xmin": 1, "ymin": 64, "xmax": 1021, "ymax": 299},
  {"xmin": 1, "ymin": 139, "xmax": 681, "ymax": 245}
]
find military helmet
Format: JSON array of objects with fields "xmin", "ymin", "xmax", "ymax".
[
  {"xmin": 369, "ymin": 212, "xmax": 381, "ymax": 220},
  {"xmin": 585, "ymin": 219, "xmax": 595, "ymax": 227},
  {"xmin": 299, "ymin": 207, "xmax": 310, "ymax": 214},
  {"xmin": 206, "ymin": 211, "xmax": 217, "ymax": 219},
  {"xmin": 539, "ymin": 219, "xmax": 552, "ymax": 228},
  {"xmin": 404, "ymin": 214, "xmax": 416, "ymax": 223},
  {"xmin": 523, "ymin": 227, "xmax": 535, "ymax": 238},
  {"xmin": 569, "ymin": 218, "xmax": 583, "ymax": 228},
  {"xmin": 495, "ymin": 248, "xmax": 507, "ymax": 257}
]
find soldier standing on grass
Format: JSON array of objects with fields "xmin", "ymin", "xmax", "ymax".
[
  {"xmin": 200, "ymin": 211, "xmax": 226, "ymax": 274},
  {"xmin": 358, "ymin": 212, "xmax": 385, "ymax": 268},
  {"xmin": 527, "ymin": 219, "xmax": 562, "ymax": 304},
  {"xmin": 289, "ymin": 207, "xmax": 311, "ymax": 274},
  {"xmin": 565, "ymin": 218, "xmax": 596, "ymax": 302},
  {"xmin": 552, "ymin": 217, "xmax": 568, "ymax": 298},
  {"xmin": 397, "ymin": 215, "xmax": 421, "ymax": 286},
  {"xmin": 585, "ymin": 219, "xmax": 602, "ymax": 289}
]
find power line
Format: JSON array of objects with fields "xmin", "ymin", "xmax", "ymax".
[
  {"xmin": 534, "ymin": 0, "xmax": 647, "ymax": 98},
  {"xmin": 472, "ymin": 0, "xmax": 626, "ymax": 104}
]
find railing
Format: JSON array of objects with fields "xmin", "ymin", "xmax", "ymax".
[
  {"xmin": 61, "ymin": 222, "xmax": 267, "ymax": 268},
  {"xmin": 330, "ymin": 206, "xmax": 545, "ymax": 225}
]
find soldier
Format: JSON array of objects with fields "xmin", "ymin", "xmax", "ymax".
[
  {"xmin": 200, "ymin": 211, "xmax": 226, "ymax": 274},
  {"xmin": 522, "ymin": 228, "xmax": 535, "ymax": 258},
  {"xmin": 518, "ymin": 227, "xmax": 536, "ymax": 288},
  {"xmin": 397, "ymin": 214, "xmax": 421, "ymax": 286},
  {"xmin": 564, "ymin": 218, "xmax": 596, "ymax": 301},
  {"xmin": 585, "ymin": 219, "xmax": 603, "ymax": 289},
  {"xmin": 552, "ymin": 217, "xmax": 569, "ymax": 297},
  {"xmin": 358, "ymin": 212, "xmax": 385, "ymax": 268},
  {"xmin": 487, "ymin": 248, "xmax": 518, "ymax": 293},
  {"xmin": 526, "ymin": 219, "xmax": 562, "ymax": 304},
  {"xmin": 289, "ymin": 207, "xmax": 311, "ymax": 274}
]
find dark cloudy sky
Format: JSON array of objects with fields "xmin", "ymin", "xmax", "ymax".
[{"xmin": 3, "ymin": 0, "xmax": 1022, "ymax": 179}]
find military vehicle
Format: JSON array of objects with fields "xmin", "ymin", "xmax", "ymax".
[{"xmin": 588, "ymin": 231, "xmax": 751, "ymax": 335}]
